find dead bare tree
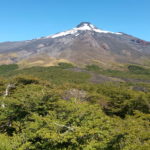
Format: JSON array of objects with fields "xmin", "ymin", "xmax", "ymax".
[
  {"xmin": 63, "ymin": 88, "xmax": 87, "ymax": 102},
  {"xmin": 3, "ymin": 84, "xmax": 16, "ymax": 97},
  {"xmin": 1, "ymin": 84, "xmax": 16, "ymax": 108},
  {"xmin": 54, "ymin": 122, "xmax": 75, "ymax": 131}
]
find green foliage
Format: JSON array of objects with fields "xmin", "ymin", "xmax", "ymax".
[
  {"xmin": 2, "ymin": 66, "xmax": 90, "ymax": 84},
  {"xmin": 86, "ymin": 64, "xmax": 150, "ymax": 81},
  {"xmin": 128, "ymin": 65, "xmax": 150, "ymax": 74},
  {"xmin": 86, "ymin": 64, "xmax": 101, "ymax": 72},
  {"xmin": 0, "ymin": 64, "xmax": 18, "ymax": 75},
  {"xmin": 14, "ymin": 76, "xmax": 39, "ymax": 85},
  {"xmin": 0, "ymin": 65, "xmax": 150, "ymax": 149},
  {"xmin": 90, "ymin": 84, "xmax": 150, "ymax": 117},
  {"xmin": 58, "ymin": 62, "xmax": 74, "ymax": 69}
]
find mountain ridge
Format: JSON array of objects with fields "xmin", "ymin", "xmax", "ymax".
[{"xmin": 0, "ymin": 22, "xmax": 150, "ymax": 68}]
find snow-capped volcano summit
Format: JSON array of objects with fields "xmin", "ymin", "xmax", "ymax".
[
  {"xmin": 76, "ymin": 22, "xmax": 98, "ymax": 29},
  {"xmin": 46, "ymin": 22, "xmax": 122, "ymax": 39},
  {"xmin": 0, "ymin": 22, "xmax": 150, "ymax": 67}
]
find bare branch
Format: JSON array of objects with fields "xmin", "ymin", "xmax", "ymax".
[
  {"xmin": 3, "ymin": 84, "xmax": 15, "ymax": 97},
  {"xmin": 54, "ymin": 122, "xmax": 75, "ymax": 131}
]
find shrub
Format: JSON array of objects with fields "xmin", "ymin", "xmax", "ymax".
[
  {"xmin": 86, "ymin": 64, "xmax": 101, "ymax": 72},
  {"xmin": 58, "ymin": 62, "xmax": 74, "ymax": 69}
]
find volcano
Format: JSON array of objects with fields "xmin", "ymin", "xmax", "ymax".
[{"xmin": 0, "ymin": 22, "xmax": 150, "ymax": 67}]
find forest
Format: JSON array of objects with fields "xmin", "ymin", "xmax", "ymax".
[{"xmin": 0, "ymin": 63, "xmax": 150, "ymax": 150}]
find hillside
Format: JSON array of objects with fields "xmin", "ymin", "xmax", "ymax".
[
  {"xmin": 0, "ymin": 22, "xmax": 150, "ymax": 150},
  {"xmin": 0, "ymin": 63, "xmax": 150, "ymax": 149},
  {"xmin": 0, "ymin": 22, "xmax": 150, "ymax": 68}
]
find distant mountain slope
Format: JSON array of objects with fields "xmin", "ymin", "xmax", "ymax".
[{"xmin": 0, "ymin": 22, "xmax": 150, "ymax": 67}]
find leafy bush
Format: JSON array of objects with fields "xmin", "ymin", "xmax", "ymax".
[
  {"xmin": 2, "ymin": 66, "xmax": 90, "ymax": 84},
  {"xmin": 0, "ymin": 65, "xmax": 150, "ymax": 149},
  {"xmin": 0, "ymin": 64, "xmax": 18, "ymax": 75},
  {"xmin": 86, "ymin": 64, "xmax": 101, "ymax": 72},
  {"xmin": 14, "ymin": 76, "xmax": 39, "ymax": 85},
  {"xmin": 128, "ymin": 65, "xmax": 150, "ymax": 74},
  {"xmin": 58, "ymin": 62, "xmax": 74, "ymax": 69}
]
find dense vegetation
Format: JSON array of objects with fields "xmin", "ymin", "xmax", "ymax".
[
  {"xmin": 86, "ymin": 64, "xmax": 150, "ymax": 80},
  {"xmin": 0, "ymin": 64, "xmax": 150, "ymax": 150}
]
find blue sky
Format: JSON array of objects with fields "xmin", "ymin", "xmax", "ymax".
[{"xmin": 0, "ymin": 0, "xmax": 150, "ymax": 42}]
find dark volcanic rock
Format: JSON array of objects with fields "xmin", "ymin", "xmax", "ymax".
[{"xmin": 0, "ymin": 22, "xmax": 150, "ymax": 66}]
